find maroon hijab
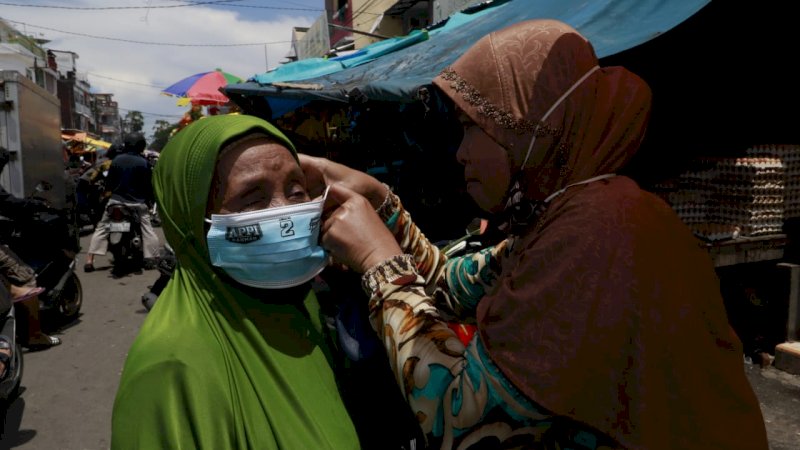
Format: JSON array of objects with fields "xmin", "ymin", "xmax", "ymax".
[{"xmin": 433, "ymin": 19, "xmax": 767, "ymax": 449}]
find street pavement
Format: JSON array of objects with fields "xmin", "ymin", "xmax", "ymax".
[
  {"xmin": 0, "ymin": 228, "xmax": 798, "ymax": 449},
  {"xmin": 0, "ymin": 229, "xmax": 161, "ymax": 450},
  {"xmin": 745, "ymin": 362, "xmax": 800, "ymax": 450}
]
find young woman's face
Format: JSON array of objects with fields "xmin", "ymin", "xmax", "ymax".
[
  {"xmin": 455, "ymin": 111, "xmax": 512, "ymax": 213},
  {"xmin": 209, "ymin": 137, "xmax": 310, "ymax": 214}
]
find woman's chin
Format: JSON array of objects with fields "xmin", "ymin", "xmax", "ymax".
[{"xmin": 466, "ymin": 183, "xmax": 503, "ymax": 213}]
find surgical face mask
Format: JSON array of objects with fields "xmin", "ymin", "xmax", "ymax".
[{"xmin": 206, "ymin": 189, "xmax": 328, "ymax": 289}]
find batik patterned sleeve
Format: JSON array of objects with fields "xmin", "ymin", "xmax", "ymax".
[
  {"xmin": 377, "ymin": 190, "xmax": 508, "ymax": 321},
  {"xmin": 434, "ymin": 241, "xmax": 508, "ymax": 320},
  {"xmin": 362, "ymin": 255, "xmax": 613, "ymax": 449},
  {"xmin": 377, "ymin": 191, "xmax": 445, "ymax": 293},
  {"xmin": 361, "ymin": 255, "xmax": 614, "ymax": 450}
]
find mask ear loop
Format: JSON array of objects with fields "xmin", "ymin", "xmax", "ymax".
[
  {"xmin": 519, "ymin": 65, "xmax": 600, "ymax": 170},
  {"xmin": 500, "ymin": 66, "xmax": 601, "ymax": 238},
  {"xmin": 318, "ymin": 185, "xmax": 331, "ymax": 202}
]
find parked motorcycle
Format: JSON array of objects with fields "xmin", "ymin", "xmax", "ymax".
[
  {"xmin": 141, "ymin": 244, "xmax": 175, "ymax": 312},
  {"xmin": 106, "ymin": 202, "xmax": 144, "ymax": 277},
  {"xmin": 0, "ymin": 279, "xmax": 23, "ymax": 403},
  {"xmin": 75, "ymin": 175, "xmax": 108, "ymax": 230},
  {"xmin": 0, "ymin": 187, "xmax": 82, "ymax": 325},
  {"xmin": 149, "ymin": 202, "xmax": 161, "ymax": 227}
]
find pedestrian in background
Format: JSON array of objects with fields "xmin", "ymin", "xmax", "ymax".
[{"xmin": 83, "ymin": 132, "xmax": 160, "ymax": 275}]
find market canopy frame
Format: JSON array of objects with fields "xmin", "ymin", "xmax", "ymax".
[{"xmin": 224, "ymin": 0, "xmax": 710, "ymax": 118}]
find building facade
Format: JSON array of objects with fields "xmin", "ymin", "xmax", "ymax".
[
  {"xmin": 93, "ymin": 93, "xmax": 121, "ymax": 144},
  {"xmin": 293, "ymin": 0, "xmax": 480, "ymax": 60},
  {"xmin": 51, "ymin": 50, "xmax": 95, "ymax": 133},
  {"xmin": 0, "ymin": 19, "xmax": 120, "ymax": 144},
  {"xmin": 0, "ymin": 19, "xmax": 59, "ymax": 97}
]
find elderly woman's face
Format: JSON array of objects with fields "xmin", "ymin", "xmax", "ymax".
[
  {"xmin": 455, "ymin": 111, "xmax": 512, "ymax": 213},
  {"xmin": 209, "ymin": 137, "xmax": 310, "ymax": 214}
]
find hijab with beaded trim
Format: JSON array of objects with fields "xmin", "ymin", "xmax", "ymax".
[{"xmin": 432, "ymin": 19, "xmax": 767, "ymax": 450}]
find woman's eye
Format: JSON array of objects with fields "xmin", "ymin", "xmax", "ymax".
[
  {"xmin": 243, "ymin": 198, "xmax": 268, "ymax": 211},
  {"xmin": 289, "ymin": 189, "xmax": 309, "ymax": 201}
]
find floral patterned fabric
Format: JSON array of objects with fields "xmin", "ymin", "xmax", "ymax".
[{"xmin": 363, "ymin": 192, "xmax": 616, "ymax": 450}]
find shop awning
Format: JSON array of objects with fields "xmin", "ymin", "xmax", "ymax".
[
  {"xmin": 224, "ymin": 0, "xmax": 710, "ymax": 118},
  {"xmin": 62, "ymin": 130, "xmax": 112, "ymax": 153},
  {"xmin": 84, "ymin": 137, "xmax": 111, "ymax": 149}
]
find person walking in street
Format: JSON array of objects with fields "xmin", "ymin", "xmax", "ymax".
[
  {"xmin": 307, "ymin": 19, "xmax": 769, "ymax": 450},
  {"xmin": 83, "ymin": 132, "xmax": 160, "ymax": 275}
]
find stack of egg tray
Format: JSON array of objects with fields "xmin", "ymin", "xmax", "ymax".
[
  {"xmin": 652, "ymin": 157, "xmax": 716, "ymax": 226},
  {"xmin": 711, "ymin": 157, "xmax": 784, "ymax": 237},
  {"xmin": 651, "ymin": 156, "xmax": 785, "ymax": 241},
  {"xmin": 745, "ymin": 145, "xmax": 800, "ymax": 220}
]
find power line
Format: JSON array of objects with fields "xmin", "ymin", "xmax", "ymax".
[
  {"xmin": 118, "ymin": 107, "xmax": 183, "ymax": 118},
  {"xmin": 0, "ymin": 1, "xmax": 320, "ymax": 12},
  {"xmin": 88, "ymin": 72, "xmax": 166, "ymax": 89},
  {"xmin": 224, "ymin": 3, "xmax": 322, "ymax": 11},
  {"xmin": 1, "ymin": 18, "xmax": 292, "ymax": 47}
]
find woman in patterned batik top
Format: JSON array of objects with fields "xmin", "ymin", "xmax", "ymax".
[{"xmin": 305, "ymin": 19, "xmax": 768, "ymax": 450}]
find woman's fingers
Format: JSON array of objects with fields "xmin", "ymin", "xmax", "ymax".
[
  {"xmin": 297, "ymin": 154, "xmax": 326, "ymax": 199},
  {"xmin": 298, "ymin": 154, "xmax": 386, "ymax": 208},
  {"xmin": 320, "ymin": 183, "xmax": 368, "ymax": 234},
  {"xmin": 320, "ymin": 183, "xmax": 401, "ymax": 273}
]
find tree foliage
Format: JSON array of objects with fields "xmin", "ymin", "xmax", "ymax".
[
  {"xmin": 150, "ymin": 119, "xmax": 178, "ymax": 152},
  {"xmin": 125, "ymin": 110, "xmax": 145, "ymax": 133}
]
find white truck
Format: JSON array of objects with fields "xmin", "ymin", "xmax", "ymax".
[{"xmin": 0, "ymin": 69, "xmax": 67, "ymax": 209}]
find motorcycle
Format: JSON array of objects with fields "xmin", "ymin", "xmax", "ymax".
[
  {"xmin": 75, "ymin": 175, "xmax": 108, "ymax": 231},
  {"xmin": 0, "ymin": 279, "xmax": 23, "ymax": 403},
  {"xmin": 0, "ymin": 187, "xmax": 83, "ymax": 325},
  {"xmin": 149, "ymin": 202, "xmax": 161, "ymax": 227},
  {"xmin": 106, "ymin": 202, "xmax": 144, "ymax": 277},
  {"xmin": 141, "ymin": 244, "xmax": 176, "ymax": 312}
]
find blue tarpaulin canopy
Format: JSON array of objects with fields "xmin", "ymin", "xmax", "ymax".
[{"xmin": 225, "ymin": 0, "xmax": 710, "ymax": 118}]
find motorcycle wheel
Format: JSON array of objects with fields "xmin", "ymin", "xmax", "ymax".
[
  {"xmin": 9, "ymin": 343, "xmax": 23, "ymax": 400},
  {"xmin": 0, "ymin": 343, "xmax": 24, "ymax": 404},
  {"xmin": 56, "ymin": 273, "xmax": 83, "ymax": 321}
]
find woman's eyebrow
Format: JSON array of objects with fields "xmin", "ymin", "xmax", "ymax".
[{"xmin": 231, "ymin": 183, "xmax": 261, "ymax": 201}]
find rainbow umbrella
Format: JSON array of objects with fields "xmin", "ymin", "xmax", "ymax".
[{"xmin": 161, "ymin": 68, "xmax": 244, "ymax": 106}]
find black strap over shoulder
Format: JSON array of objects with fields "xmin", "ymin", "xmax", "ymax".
[{"xmin": 317, "ymin": 267, "xmax": 427, "ymax": 450}]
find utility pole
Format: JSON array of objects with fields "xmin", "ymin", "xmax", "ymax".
[{"xmin": 327, "ymin": 23, "xmax": 390, "ymax": 40}]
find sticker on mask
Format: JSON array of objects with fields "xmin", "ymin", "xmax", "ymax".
[
  {"xmin": 225, "ymin": 223, "xmax": 263, "ymax": 244},
  {"xmin": 279, "ymin": 218, "xmax": 295, "ymax": 237}
]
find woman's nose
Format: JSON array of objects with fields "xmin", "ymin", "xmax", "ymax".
[{"xmin": 455, "ymin": 142, "xmax": 469, "ymax": 166}]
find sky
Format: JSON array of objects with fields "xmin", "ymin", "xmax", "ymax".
[{"xmin": 0, "ymin": 0, "xmax": 321, "ymax": 139}]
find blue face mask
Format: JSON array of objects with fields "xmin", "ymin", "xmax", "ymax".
[{"xmin": 206, "ymin": 189, "xmax": 328, "ymax": 289}]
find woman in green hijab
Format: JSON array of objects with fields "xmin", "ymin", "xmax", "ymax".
[{"xmin": 111, "ymin": 114, "xmax": 360, "ymax": 449}]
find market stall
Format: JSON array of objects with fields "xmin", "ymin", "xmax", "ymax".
[
  {"xmin": 223, "ymin": 0, "xmax": 800, "ymax": 358},
  {"xmin": 61, "ymin": 129, "xmax": 112, "ymax": 167}
]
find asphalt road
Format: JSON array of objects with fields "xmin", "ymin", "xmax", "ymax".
[
  {"xmin": 0, "ymin": 229, "xmax": 162, "ymax": 450},
  {"xmin": 0, "ymin": 227, "xmax": 798, "ymax": 449}
]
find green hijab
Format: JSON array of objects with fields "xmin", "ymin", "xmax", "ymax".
[{"xmin": 111, "ymin": 115, "xmax": 359, "ymax": 449}]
